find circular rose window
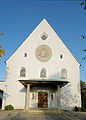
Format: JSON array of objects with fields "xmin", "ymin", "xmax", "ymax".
[{"xmin": 35, "ymin": 44, "xmax": 52, "ymax": 62}]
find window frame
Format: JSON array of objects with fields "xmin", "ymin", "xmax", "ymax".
[
  {"xmin": 24, "ymin": 53, "xmax": 27, "ymax": 57},
  {"xmin": 60, "ymin": 54, "xmax": 63, "ymax": 59},
  {"xmin": 60, "ymin": 68, "xmax": 67, "ymax": 79},
  {"xmin": 51, "ymin": 94, "xmax": 53, "ymax": 100},
  {"xmin": 41, "ymin": 32, "xmax": 48, "ymax": 40},
  {"xmin": 40, "ymin": 68, "xmax": 47, "ymax": 78},
  {"xmin": 20, "ymin": 67, "xmax": 26, "ymax": 77}
]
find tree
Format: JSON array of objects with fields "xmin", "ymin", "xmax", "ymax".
[
  {"xmin": 80, "ymin": 0, "xmax": 86, "ymax": 60},
  {"xmin": 0, "ymin": 33, "xmax": 5, "ymax": 57},
  {"xmin": 0, "ymin": 45, "xmax": 5, "ymax": 57},
  {"xmin": 80, "ymin": 80, "xmax": 86, "ymax": 109},
  {"xmin": 80, "ymin": 0, "xmax": 86, "ymax": 10},
  {"xmin": 81, "ymin": 49, "xmax": 86, "ymax": 60}
]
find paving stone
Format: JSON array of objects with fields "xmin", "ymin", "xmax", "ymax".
[{"xmin": 0, "ymin": 110, "xmax": 86, "ymax": 120}]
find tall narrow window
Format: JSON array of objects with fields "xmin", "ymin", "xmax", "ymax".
[
  {"xmin": 51, "ymin": 94, "xmax": 53, "ymax": 100},
  {"xmin": 60, "ymin": 68, "xmax": 67, "ymax": 79},
  {"xmin": 60, "ymin": 54, "xmax": 63, "ymax": 59},
  {"xmin": 24, "ymin": 53, "xmax": 27, "ymax": 57},
  {"xmin": 40, "ymin": 68, "xmax": 46, "ymax": 78},
  {"xmin": 20, "ymin": 67, "xmax": 26, "ymax": 77}
]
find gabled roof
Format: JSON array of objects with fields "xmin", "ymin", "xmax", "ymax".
[{"xmin": 5, "ymin": 18, "xmax": 80, "ymax": 65}]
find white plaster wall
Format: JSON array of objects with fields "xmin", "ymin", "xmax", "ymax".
[
  {"xmin": 2, "ymin": 19, "xmax": 81, "ymax": 110},
  {"xmin": 2, "ymin": 65, "xmax": 26, "ymax": 109}
]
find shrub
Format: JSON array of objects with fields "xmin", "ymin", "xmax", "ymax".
[
  {"xmin": 78, "ymin": 107, "xmax": 81, "ymax": 112},
  {"xmin": 81, "ymin": 107, "xmax": 86, "ymax": 112},
  {"xmin": 74, "ymin": 106, "xmax": 81, "ymax": 112},
  {"xmin": 74, "ymin": 106, "xmax": 78, "ymax": 111},
  {"xmin": 5, "ymin": 105, "xmax": 14, "ymax": 110}
]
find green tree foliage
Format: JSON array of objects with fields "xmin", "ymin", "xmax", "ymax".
[
  {"xmin": 0, "ymin": 33, "xmax": 4, "ymax": 36},
  {"xmin": 0, "ymin": 33, "xmax": 5, "ymax": 57},
  {"xmin": 80, "ymin": 1, "xmax": 86, "ymax": 59},
  {"xmin": 80, "ymin": 0, "xmax": 86, "ymax": 10},
  {"xmin": 0, "ymin": 45, "xmax": 5, "ymax": 57},
  {"xmin": 80, "ymin": 0, "xmax": 86, "ymax": 44},
  {"xmin": 80, "ymin": 80, "xmax": 86, "ymax": 109},
  {"xmin": 5, "ymin": 104, "xmax": 14, "ymax": 110}
]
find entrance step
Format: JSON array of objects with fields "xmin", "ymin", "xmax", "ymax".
[{"xmin": 24, "ymin": 108, "xmax": 62, "ymax": 114}]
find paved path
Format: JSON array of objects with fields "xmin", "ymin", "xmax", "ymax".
[{"xmin": 0, "ymin": 110, "xmax": 86, "ymax": 120}]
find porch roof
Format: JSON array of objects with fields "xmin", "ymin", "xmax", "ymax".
[{"xmin": 19, "ymin": 79, "xmax": 69, "ymax": 88}]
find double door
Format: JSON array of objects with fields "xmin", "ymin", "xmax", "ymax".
[{"xmin": 38, "ymin": 92, "xmax": 48, "ymax": 108}]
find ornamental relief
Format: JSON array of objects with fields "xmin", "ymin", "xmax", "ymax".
[{"xmin": 35, "ymin": 44, "xmax": 52, "ymax": 62}]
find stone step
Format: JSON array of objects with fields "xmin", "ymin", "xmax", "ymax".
[{"xmin": 24, "ymin": 109, "xmax": 62, "ymax": 114}]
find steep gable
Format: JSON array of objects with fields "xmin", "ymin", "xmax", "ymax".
[{"xmin": 6, "ymin": 19, "xmax": 80, "ymax": 66}]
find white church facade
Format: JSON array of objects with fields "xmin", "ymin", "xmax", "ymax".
[{"xmin": 1, "ymin": 19, "xmax": 81, "ymax": 111}]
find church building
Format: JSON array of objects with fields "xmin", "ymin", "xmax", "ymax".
[{"xmin": 1, "ymin": 19, "xmax": 81, "ymax": 111}]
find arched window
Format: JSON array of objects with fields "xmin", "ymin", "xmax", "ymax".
[
  {"xmin": 20, "ymin": 67, "xmax": 26, "ymax": 77},
  {"xmin": 40, "ymin": 68, "xmax": 46, "ymax": 78},
  {"xmin": 60, "ymin": 68, "xmax": 67, "ymax": 79}
]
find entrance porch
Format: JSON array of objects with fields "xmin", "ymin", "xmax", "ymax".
[{"xmin": 19, "ymin": 79, "xmax": 68, "ymax": 112}]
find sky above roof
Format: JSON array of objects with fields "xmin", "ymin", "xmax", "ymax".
[{"xmin": 0, "ymin": 0, "xmax": 86, "ymax": 83}]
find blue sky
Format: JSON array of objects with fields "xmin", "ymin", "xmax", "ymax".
[{"xmin": 0, "ymin": 0, "xmax": 86, "ymax": 83}]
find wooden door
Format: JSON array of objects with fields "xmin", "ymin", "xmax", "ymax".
[{"xmin": 38, "ymin": 92, "xmax": 48, "ymax": 108}]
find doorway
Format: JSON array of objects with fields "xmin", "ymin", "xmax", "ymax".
[{"xmin": 38, "ymin": 92, "xmax": 48, "ymax": 108}]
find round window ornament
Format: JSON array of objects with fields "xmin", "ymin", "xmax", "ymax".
[{"xmin": 35, "ymin": 44, "xmax": 52, "ymax": 62}]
